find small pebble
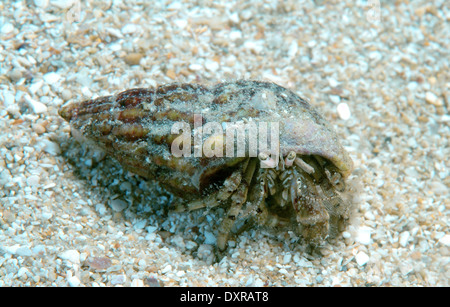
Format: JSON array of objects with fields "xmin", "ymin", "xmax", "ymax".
[
  {"xmin": 43, "ymin": 72, "xmax": 61, "ymax": 84},
  {"xmin": 86, "ymin": 257, "xmax": 112, "ymax": 271},
  {"xmin": 337, "ymin": 102, "xmax": 351, "ymax": 120},
  {"xmin": 34, "ymin": 0, "xmax": 49, "ymax": 8},
  {"xmin": 110, "ymin": 274, "xmax": 126, "ymax": 285},
  {"xmin": 109, "ymin": 199, "xmax": 127, "ymax": 212},
  {"xmin": 438, "ymin": 235, "xmax": 450, "ymax": 247},
  {"xmin": 355, "ymin": 251, "xmax": 369, "ymax": 266},
  {"xmin": 1, "ymin": 23, "xmax": 15, "ymax": 34},
  {"xmin": 26, "ymin": 175, "xmax": 40, "ymax": 186},
  {"xmin": 203, "ymin": 231, "xmax": 216, "ymax": 245},
  {"xmin": 8, "ymin": 69, "xmax": 22, "ymax": 82},
  {"xmin": 123, "ymin": 53, "xmax": 143, "ymax": 66},
  {"xmin": 144, "ymin": 277, "xmax": 163, "ymax": 287},
  {"xmin": 16, "ymin": 246, "xmax": 33, "ymax": 257},
  {"xmin": 425, "ymin": 91, "xmax": 443, "ymax": 106},
  {"xmin": 131, "ymin": 279, "xmax": 144, "ymax": 287},
  {"xmin": 67, "ymin": 275, "xmax": 81, "ymax": 287},
  {"xmin": 204, "ymin": 59, "xmax": 219, "ymax": 72},
  {"xmin": 17, "ymin": 267, "xmax": 29, "ymax": 279},
  {"xmin": 399, "ymin": 231, "xmax": 410, "ymax": 247},
  {"xmin": 329, "ymin": 94, "xmax": 341, "ymax": 104},
  {"xmin": 355, "ymin": 226, "xmax": 372, "ymax": 245},
  {"xmin": 122, "ymin": 23, "xmax": 138, "ymax": 35},
  {"xmin": 188, "ymin": 63, "xmax": 203, "ymax": 71},
  {"xmin": 33, "ymin": 123, "xmax": 46, "ymax": 134},
  {"xmin": 283, "ymin": 253, "xmax": 292, "ymax": 264},
  {"xmin": 161, "ymin": 264, "xmax": 172, "ymax": 274},
  {"xmin": 40, "ymin": 139, "xmax": 61, "ymax": 156},
  {"xmin": 61, "ymin": 89, "xmax": 72, "ymax": 101},
  {"xmin": 174, "ymin": 19, "xmax": 188, "ymax": 29},
  {"xmin": 59, "ymin": 250, "xmax": 80, "ymax": 264},
  {"xmin": 25, "ymin": 95, "xmax": 47, "ymax": 114}
]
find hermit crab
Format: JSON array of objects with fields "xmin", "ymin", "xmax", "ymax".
[{"xmin": 59, "ymin": 80, "xmax": 353, "ymax": 251}]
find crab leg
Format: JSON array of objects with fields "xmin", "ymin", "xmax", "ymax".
[
  {"xmin": 217, "ymin": 182, "xmax": 249, "ymax": 251},
  {"xmin": 173, "ymin": 166, "xmax": 243, "ymax": 212},
  {"xmin": 216, "ymin": 159, "xmax": 257, "ymax": 250}
]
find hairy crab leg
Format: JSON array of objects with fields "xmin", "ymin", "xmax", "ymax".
[
  {"xmin": 216, "ymin": 160, "xmax": 257, "ymax": 251},
  {"xmin": 173, "ymin": 166, "xmax": 243, "ymax": 212}
]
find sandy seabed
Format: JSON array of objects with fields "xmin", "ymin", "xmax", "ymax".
[{"xmin": 0, "ymin": 0, "xmax": 448, "ymax": 286}]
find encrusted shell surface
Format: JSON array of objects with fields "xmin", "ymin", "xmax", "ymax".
[{"xmin": 59, "ymin": 80, "xmax": 352, "ymax": 198}]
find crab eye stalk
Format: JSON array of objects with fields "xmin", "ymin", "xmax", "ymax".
[
  {"xmin": 284, "ymin": 151, "xmax": 296, "ymax": 167},
  {"xmin": 258, "ymin": 152, "xmax": 277, "ymax": 168}
]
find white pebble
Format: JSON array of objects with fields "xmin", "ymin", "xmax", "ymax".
[
  {"xmin": 17, "ymin": 267, "xmax": 29, "ymax": 278},
  {"xmin": 110, "ymin": 274, "xmax": 126, "ymax": 285},
  {"xmin": 49, "ymin": 0, "xmax": 74, "ymax": 9},
  {"xmin": 288, "ymin": 41, "xmax": 298, "ymax": 58},
  {"xmin": 0, "ymin": 169, "xmax": 13, "ymax": 187},
  {"xmin": 2, "ymin": 90, "xmax": 15, "ymax": 106},
  {"xmin": 399, "ymin": 262, "xmax": 414, "ymax": 276},
  {"xmin": 329, "ymin": 94, "xmax": 341, "ymax": 104},
  {"xmin": 41, "ymin": 139, "xmax": 61, "ymax": 156},
  {"xmin": 59, "ymin": 249, "xmax": 80, "ymax": 264},
  {"xmin": 342, "ymin": 231, "xmax": 351, "ymax": 239},
  {"xmin": 438, "ymin": 234, "xmax": 450, "ymax": 247},
  {"xmin": 16, "ymin": 246, "xmax": 33, "ymax": 257},
  {"xmin": 41, "ymin": 212, "xmax": 53, "ymax": 220},
  {"xmin": 204, "ymin": 59, "xmax": 219, "ymax": 72},
  {"xmin": 189, "ymin": 63, "xmax": 203, "ymax": 71},
  {"xmin": 67, "ymin": 275, "xmax": 81, "ymax": 287},
  {"xmin": 355, "ymin": 226, "xmax": 372, "ymax": 245},
  {"xmin": 29, "ymin": 80, "xmax": 44, "ymax": 94},
  {"xmin": 229, "ymin": 12, "xmax": 240, "ymax": 23},
  {"xmin": 355, "ymin": 251, "xmax": 369, "ymax": 266},
  {"xmin": 25, "ymin": 95, "xmax": 47, "ymax": 114},
  {"xmin": 278, "ymin": 268, "xmax": 288, "ymax": 275},
  {"xmin": 283, "ymin": 253, "xmax": 292, "ymax": 264},
  {"xmin": 122, "ymin": 24, "xmax": 138, "ymax": 35},
  {"xmin": 43, "ymin": 72, "xmax": 61, "ymax": 84},
  {"xmin": 176, "ymin": 270, "xmax": 186, "ymax": 277},
  {"xmin": 161, "ymin": 264, "xmax": 172, "ymax": 274},
  {"xmin": 106, "ymin": 27, "xmax": 123, "ymax": 38},
  {"xmin": 1, "ymin": 23, "xmax": 15, "ymax": 34},
  {"xmin": 399, "ymin": 231, "xmax": 410, "ymax": 247},
  {"xmin": 337, "ymin": 102, "xmax": 351, "ymax": 120},
  {"xmin": 26, "ymin": 175, "xmax": 41, "ymax": 186},
  {"xmin": 61, "ymin": 89, "xmax": 72, "ymax": 101},
  {"xmin": 425, "ymin": 91, "xmax": 443, "ymax": 106},
  {"xmin": 174, "ymin": 19, "xmax": 188, "ymax": 29},
  {"xmin": 34, "ymin": 0, "xmax": 49, "ymax": 8},
  {"xmin": 243, "ymin": 41, "xmax": 263, "ymax": 54},
  {"xmin": 229, "ymin": 30, "xmax": 242, "ymax": 41},
  {"xmin": 328, "ymin": 77, "xmax": 339, "ymax": 87}
]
